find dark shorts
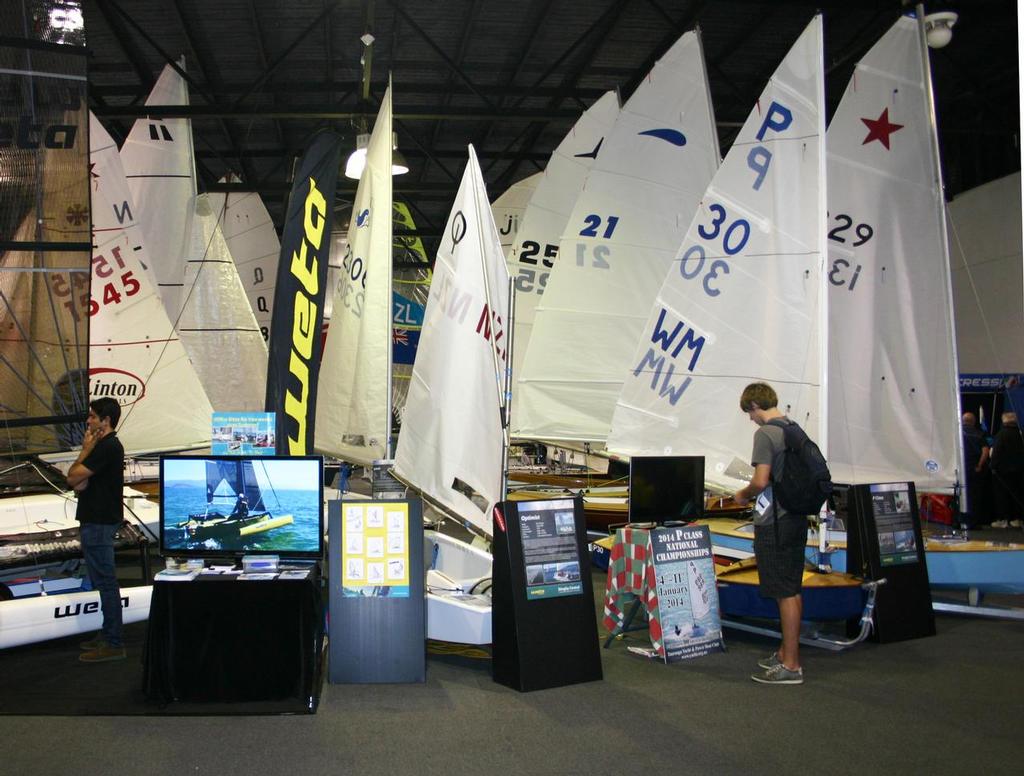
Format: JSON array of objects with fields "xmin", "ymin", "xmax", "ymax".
[{"xmin": 753, "ymin": 516, "xmax": 808, "ymax": 599}]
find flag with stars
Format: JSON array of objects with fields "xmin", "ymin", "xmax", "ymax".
[{"xmin": 826, "ymin": 14, "xmax": 962, "ymax": 490}]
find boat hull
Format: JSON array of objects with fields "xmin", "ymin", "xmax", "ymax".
[
  {"xmin": 702, "ymin": 518, "xmax": 1024, "ymax": 595},
  {"xmin": 180, "ymin": 512, "xmax": 293, "ymax": 541},
  {"xmin": 424, "ymin": 529, "xmax": 492, "ymax": 644},
  {"xmin": 0, "ymin": 584, "xmax": 152, "ymax": 650},
  {"xmin": 715, "ymin": 565, "xmax": 866, "ymax": 621}
]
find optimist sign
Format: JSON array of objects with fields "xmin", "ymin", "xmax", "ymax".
[{"xmin": 649, "ymin": 525, "xmax": 724, "ymax": 662}]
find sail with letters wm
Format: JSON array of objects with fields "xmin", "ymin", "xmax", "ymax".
[
  {"xmin": 393, "ymin": 145, "xmax": 510, "ymax": 536},
  {"xmin": 120, "ymin": 60, "xmax": 192, "ymax": 321},
  {"xmin": 607, "ymin": 15, "xmax": 827, "ymax": 489},
  {"xmin": 208, "ymin": 176, "xmax": 282, "ymax": 343},
  {"xmin": 507, "ymin": 91, "xmax": 619, "ymax": 419},
  {"xmin": 88, "ymin": 113, "xmax": 213, "ymax": 453},
  {"xmin": 516, "ymin": 30, "xmax": 719, "ymax": 444},
  {"xmin": 826, "ymin": 14, "xmax": 962, "ymax": 489},
  {"xmin": 315, "ymin": 85, "xmax": 394, "ymax": 465}
]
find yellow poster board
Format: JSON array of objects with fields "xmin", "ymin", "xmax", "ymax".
[{"xmin": 341, "ymin": 502, "xmax": 410, "ymax": 597}]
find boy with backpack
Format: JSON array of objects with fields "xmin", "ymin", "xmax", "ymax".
[{"xmin": 732, "ymin": 382, "xmax": 831, "ymax": 685}]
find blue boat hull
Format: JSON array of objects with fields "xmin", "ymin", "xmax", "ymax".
[{"xmin": 709, "ymin": 524, "xmax": 1024, "ymax": 595}]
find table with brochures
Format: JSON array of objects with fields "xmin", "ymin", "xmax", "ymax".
[{"xmin": 142, "ymin": 565, "xmax": 323, "ymax": 711}]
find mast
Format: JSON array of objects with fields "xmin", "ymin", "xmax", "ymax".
[
  {"xmin": 385, "ymin": 74, "xmax": 395, "ymax": 459},
  {"xmin": 814, "ymin": 13, "xmax": 829, "ymax": 460},
  {"xmin": 916, "ymin": 4, "xmax": 967, "ymax": 503}
]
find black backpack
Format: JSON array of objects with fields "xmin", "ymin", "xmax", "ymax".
[{"xmin": 765, "ymin": 419, "xmax": 833, "ymax": 516}]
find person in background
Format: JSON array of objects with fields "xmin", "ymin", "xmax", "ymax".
[
  {"xmin": 961, "ymin": 412, "xmax": 991, "ymax": 529},
  {"xmin": 990, "ymin": 411, "xmax": 1024, "ymax": 529},
  {"xmin": 732, "ymin": 382, "xmax": 806, "ymax": 686},
  {"xmin": 67, "ymin": 397, "xmax": 126, "ymax": 663}
]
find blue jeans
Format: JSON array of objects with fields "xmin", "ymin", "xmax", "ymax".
[{"xmin": 79, "ymin": 522, "xmax": 123, "ymax": 647}]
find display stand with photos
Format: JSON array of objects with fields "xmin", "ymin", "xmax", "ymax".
[
  {"xmin": 492, "ymin": 496, "xmax": 602, "ymax": 692},
  {"xmin": 328, "ymin": 498, "xmax": 425, "ymax": 683},
  {"xmin": 845, "ymin": 481, "xmax": 936, "ymax": 642}
]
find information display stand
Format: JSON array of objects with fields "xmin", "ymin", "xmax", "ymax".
[
  {"xmin": 327, "ymin": 498, "xmax": 425, "ymax": 683},
  {"xmin": 492, "ymin": 496, "xmax": 602, "ymax": 692},
  {"xmin": 845, "ymin": 482, "xmax": 935, "ymax": 642}
]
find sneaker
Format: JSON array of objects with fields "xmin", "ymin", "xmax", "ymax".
[
  {"xmin": 992, "ymin": 520, "xmax": 1009, "ymax": 528},
  {"xmin": 1010, "ymin": 520, "xmax": 1023, "ymax": 528},
  {"xmin": 79, "ymin": 635, "xmax": 107, "ymax": 651},
  {"xmin": 79, "ymin": 645, "xmax": 126, "ymax": 663},
  {"xmin": 758, "ymin": 651, "xmax": 782, "ymax": 670},
  {"xmin": 751, "ymin": 663, "xmax": 803, "ymax": 685}
]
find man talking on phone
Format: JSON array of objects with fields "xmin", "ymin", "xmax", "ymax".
[{"xmin": 67, "ymin": 397, "xmax": 126, "ymax": 663}]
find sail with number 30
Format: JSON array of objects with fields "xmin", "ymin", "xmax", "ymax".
[{"xmin": 608, "ymin": 15, "xmax": 827, "ymax": 490}]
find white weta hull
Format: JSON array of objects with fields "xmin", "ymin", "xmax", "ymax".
[{"xmin": 0, "ymin": 585, "xmax": 153, "ymax": 650}]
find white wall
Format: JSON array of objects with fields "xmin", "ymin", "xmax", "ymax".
[{"xmin": 947, "ymin": 172, "xmax": 1024, "ymax": 375}]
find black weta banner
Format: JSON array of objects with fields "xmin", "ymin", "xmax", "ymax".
[{"xmin": 265, "ymin": 131, "xmax": 343, "ymax": 454}]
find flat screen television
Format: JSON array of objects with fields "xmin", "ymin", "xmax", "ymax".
[
  {"xmin": 628, "ymin": 456, "xmax": 705, "ymax": 524},
  {"xmin": 159, "ymin": 455, "xmax": 324, "ymax": 559}
]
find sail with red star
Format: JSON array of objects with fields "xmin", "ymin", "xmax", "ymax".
[{"xmin": 826, "ymin": 15, "xmax": 963, "ymax": 490}]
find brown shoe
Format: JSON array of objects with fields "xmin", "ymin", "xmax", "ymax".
[
  {"xmin": 79, "ymin": 645, "xmax": 126, "ymax": 663},
  {"xmin": 79, "ymin": 635, "xmax": 107, "ymax": 650}
]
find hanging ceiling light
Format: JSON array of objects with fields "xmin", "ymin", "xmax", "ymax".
[
  {"xmin": 345, "ymin": 131, "xmax": 409, "ymax": 179},
  {"xmin": 923, "ymin": 11, "xmax": 958, "ymax": 49}
]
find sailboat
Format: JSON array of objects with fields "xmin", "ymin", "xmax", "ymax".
[
  {"xmin": 121, "ymin": 62, "xmax": 267, "ymax": 411},
  {"xmin": 316, "ymin": 84, "xmax": 395, "ymax": 465},
  {"xmin": 208, "ymin": 175, "xmax": 282, "ymax": 343},
  {"xmin": 506, "ymin": 90, "xmax": 620, "ymax": 428},
  {"xmin": 603, "ymin": 16, "xmax": 874, "ymax": 623},
  {"xmin": 515, "ymin": 29, "xmax": 720, "ymax": 447},
  {"xmin": 174, "ymin": 459, "xmax": 293, "ymax": 543},
  {"xmin": 392, "ymin": 145, "xmax": 510, "ymax": 644},
  {"xmin": 702, "ymin": 13, "xmax": 1024, "ymax": 604},
  {"xmin": 88, "ymin": 112, "xmax": 214, "ymax": 458}
]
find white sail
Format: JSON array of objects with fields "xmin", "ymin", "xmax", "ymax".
[
  {"xmin": 608, "ymin": 16, "xmax": 827, "ymax": 489},
  {"xmin": 315, "ymin": 86, "xmax": 394, "ymax": 465},
  {"xmin": 88, "ymin": 113, "xmax": 213, "ymax": 454},
  {"xmin": 394, "ymin": 146, "xmax": 510, "ymax": 536},
  {"xmin": 120, "ymin": 61, "xmax": 194, "ymax": 322},
  {"xmin": 491, "ymin": 172, "xmax": 542, "ymax": 258},
  {"xmin": 176, "ymin": 194, "xmax": 268, "ymax": 411},
  {"xmin": 516, "ymin": 30, "xmax": 720, "ymax": 443},
  {"xmin": 826, "ymin": 15, "xmax": 962, "ymax": 489},
  {"xmin": 508, "ymin": 91, "xmax": 620, "ymax": 422},
  {"xmin": 207, "ymin": 176, "xmax": 281, "ymax": 343}
]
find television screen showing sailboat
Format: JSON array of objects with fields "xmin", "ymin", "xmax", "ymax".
[{"xmin": 159, "ymin": 456, "xmax": 323, "ymax": 558}]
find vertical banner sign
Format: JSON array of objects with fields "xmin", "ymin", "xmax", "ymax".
[
  {"xmin": 265, "ymin": 132, "xmax": 344, "ymax": 454},
  {"xmin": 650, "ymin": 525, "xmax": 724, "ymax": 662}
]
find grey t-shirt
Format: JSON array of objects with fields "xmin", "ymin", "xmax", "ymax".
[{"xmin": 750, "ymin": 420, "xmax": 789, "ymax": 523}]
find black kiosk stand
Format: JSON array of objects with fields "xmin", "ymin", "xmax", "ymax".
[
  {"xmin": 845, "ymin": 481, "xmax": 935, "ymax": 642},
  {"xmin": 327, "ymin": 498, "xmax": 425, "ymax": 683},
  {"xmin": 492, "ymin": 496, "xmax": 602, "ymax": 692}
]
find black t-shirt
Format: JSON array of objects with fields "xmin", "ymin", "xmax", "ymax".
[{"xmin": 75, "ymin": 433, "xmax": 125, "ymax": 525}]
